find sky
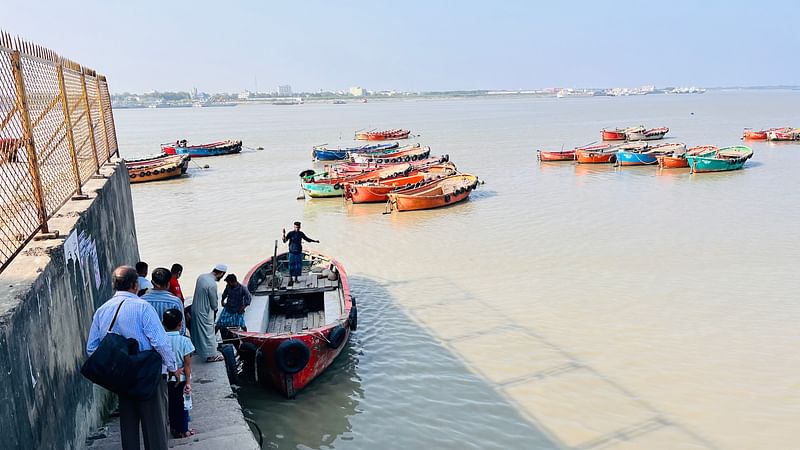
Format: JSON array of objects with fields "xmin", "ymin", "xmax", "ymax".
[{"xmin": 3, "ymin": 0, "xmax": 799, "ymax": 94}]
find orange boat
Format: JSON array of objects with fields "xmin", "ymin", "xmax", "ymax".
[
  {"xmin": 125, "ymin": 154, "xmax": 191, "ymax": 183},
  {"xmin": 575, "ymin": 144, "xmax": 619, "ymax": 164},
  {"xmin": 537, "ymin": 149, "xmax": 576, "ymax": 161},
  {"xmin": 387, "ymin": 173, "xmax": 479, "ymax": 212},
  {"xmin": 355, "ymin": 129, "xmax": 411, "ymax": 141},
  {"xmin": 345, "ymin": 163, "xmax": 457, "ymax": 203},
  {"xmin": 742, "ymin": 129, "xmax": 768, "ymax": 140},
  {"xmin": 656, "ymin": 145, "xmax": 718, "ymax": 169}
]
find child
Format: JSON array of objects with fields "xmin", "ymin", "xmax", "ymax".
[{"xmin": 163, "ymin": 308, "xmax": 195, "ymax": 438}]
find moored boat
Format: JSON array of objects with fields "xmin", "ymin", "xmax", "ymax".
[
  {"xmin": 766, "ymin": 128, "xmax": 800, "ymax": 141},
  {"xmin": 575, "ymin": 144, "xmax": 620, "ymax": 164},
  {"xmin": 350, "ymin": 144, "xmax": 429, "ymax": 164},
  {"xmin": 656, "ymin": 145, "xmax": 717, "ymax": 169},
  {"xmin": 686, "ymin": 145, "xmax": 753, "ymax": 173},
  {"xmin": 233, "ymin": 250, "xmax": 354, "ymax": 398},
  {"xmin": 345, "ymin": 163, "xmax": 457, "ymax": 203},
  {"xmin": 125, "ymin": 154, "xmax": 191, "ymax": 183},
  {"xmin": 537, "ymin": 149, "xmax": 576, "ymax": 161},
  {"xmin": 601, "ymin": 129, "xmax": 627, "ymax": 141},
  {"xmin": 355, "ymin": 129, "xmax": 411, "ymax": 141},
  {"xmin": 300, "ymin": 164, "xmax": 413, "ymax": 198},
  {"xmin": 618, "ymin": 142, "xmax": 686, "ymax": 166},
  {"xmin": 387, "ymin": 173, "xmax": 479, "ymax": 212},
  {"xmin": 312, "ymin": 142, "xmax": 398, "ymax": 161},
  {"xmin": 626, "ymin": 127, "xmax": 669, "ymax": 141},
  {"xmin": 162, "ymin": 139, "xmax": 242, "ymax": 157},
  {"xmin": 742, "ymin": 128, "xmax": 768, "ymax": 140}
]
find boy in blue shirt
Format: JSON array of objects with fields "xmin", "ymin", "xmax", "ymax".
[{"xmin": 163, "ymin": 308, "xmax": 195, "ymax": 438}]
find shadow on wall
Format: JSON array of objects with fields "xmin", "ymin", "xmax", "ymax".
[{"xmin": 236, "ymin": 275, "xmax": 562, "ymax": 450}]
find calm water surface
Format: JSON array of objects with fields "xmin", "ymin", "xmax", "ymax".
[{"xmin": 117, "ymin": 91, "xmax": 800, "ymax": 449}]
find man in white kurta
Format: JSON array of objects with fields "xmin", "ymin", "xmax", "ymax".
[{"xmin": 190, "ymin": 264, "xmax": 226, "ymax": 362}]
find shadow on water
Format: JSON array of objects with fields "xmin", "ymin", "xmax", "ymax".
[{"xmin": 236, "ymin": 276, "xmax": 561, "ymax": 449}]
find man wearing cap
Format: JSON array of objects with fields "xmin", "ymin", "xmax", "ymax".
[
  {"xmin": 190, "ymin": 264, "xmax": 226, "ymax": 362},
  {"xmin": 282, "ymin": 221, "xmax": 319, "ymax": 286}
]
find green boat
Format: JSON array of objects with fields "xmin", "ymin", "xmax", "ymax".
[
  {"xmin": 686, "ymin": 145, "xmax": 753, "ymax": 173},
  {"xmin": 301, "ymin": 181, "xmax": 345, "ymax": 198}
]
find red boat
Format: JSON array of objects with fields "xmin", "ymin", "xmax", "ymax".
[
  {"xmin": 350, "ymin": 145, "xmax": 429, "ymax": 164},
  {"xmin": 537, "ymin": 149, "xmax": 576, "ymax": 161},
  {"xmin": 355, "ymin": 129, "xmax": 411, "ymax": 141},
  {"xmin": 333, "ymin": 155, "xmax": 449, "ymax": 175},
  {"xmin": 233, "ymin": 251, "xmax": 354, "ymax": 398},
  {"xmin": 766, "ymin": 127, "xmax": 800, "ymax": 141},
  {"xmin": 601, "ymin": 129, "xmax": 627, "ymax": 141},
  {"xmin": 656, "ymin": 145, "xmax": 717, "ymax": 169}
]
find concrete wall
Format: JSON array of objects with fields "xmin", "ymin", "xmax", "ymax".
[{"xmin": 0, "ymin": 160, "xmax": 139, "ymax": 449}]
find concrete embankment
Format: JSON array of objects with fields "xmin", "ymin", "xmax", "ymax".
[
  {"xmin": 0, "ymin": 160, "xmax": 138, "ymax": 449},
  {"xmin": 86, "ymin": 355, "xmax": 261, "ymax": 449}
]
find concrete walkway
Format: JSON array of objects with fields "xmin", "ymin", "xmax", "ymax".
[{"xmin": 86, "ymin": 355, "xmax": 260, "ymax": 449}]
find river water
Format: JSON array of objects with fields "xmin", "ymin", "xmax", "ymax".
[{"xmin": 117, "ymin": 91, "xmax": 800, "ymax": 450}]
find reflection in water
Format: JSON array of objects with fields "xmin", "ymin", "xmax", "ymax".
[{"xmin": 238, "ymin": 276, "xmax": 559, "ymax": 449}]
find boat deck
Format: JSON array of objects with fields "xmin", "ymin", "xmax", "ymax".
[{"xmin": 254, "ymin": 272, "xmax": 339, "ymax": 295}]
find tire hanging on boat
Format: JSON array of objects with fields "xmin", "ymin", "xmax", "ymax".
[
  {"xmin": 444, "ymin": 194, "xmax": 451, "ymax": 203},
  {"xmin": 221, "ymin": 344, "xmax": 238, "ymax": 385},
  {"xmin": 274, "ymin": 339, "xmax": 310, "ymax": 374},
  {"xmin": 348, "ymin": 297, "xmax": 358, "ymax": 331},
  {"xmin": 333, "ymin": 183, "xmax": 342, "ymax": 190},
  {"xmin": 327, "ymin": 326, "xmax": 347, "ymax": 349}
]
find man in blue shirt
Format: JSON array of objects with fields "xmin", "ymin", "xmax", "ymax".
[
  {"xmin": 282, "ymin": 221, "xmax": 319, "ymax": 286},
  {"xmin": 87, "ymin": 266, "xmax": 177, "ymax": 450},
  {"xmin": 143, "ymin": 267, "xmax": 186, "ymax": 335}
]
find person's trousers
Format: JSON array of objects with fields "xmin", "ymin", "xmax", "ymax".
[
  {"xmin": 167, "ymin": 380, "xmax": 189, "ymax": 434},
  {"xmin": 119, "ymin": 377, "xmax": 169, "ymax": 450}
]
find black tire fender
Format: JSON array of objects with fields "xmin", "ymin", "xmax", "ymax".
[
  {"xmin": 444, "ymin": 194, "xmax": 451, "ymax": 203},
  {"xmin": 333, "ymin": 183, "xmax": 342, "ymax": 190},
  {"xmin": 327, "ymin": 326, "xmax": 347, "ymax": 349},
  {"xmin": 348, "ymin": 297, "xmax": 358, "ymax": 331},
  {"xmin": 274, "ymin": 339, "xmax": 310, "ymax": 374},
  {"xmin": 220, "ymin": 344, "xmax": 238, "ymax": 385},
  {"xmin": 130, "ymin": 173, "xmax": 136, "ymax": 178}
]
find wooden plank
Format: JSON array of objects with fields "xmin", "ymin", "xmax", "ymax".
[{"xmin": 302, "ymin": 315, "xmax": 309, "ymax": 330}]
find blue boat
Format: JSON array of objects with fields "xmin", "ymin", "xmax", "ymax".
[
  {"xmin": 162, "ymin": 140, "xmax": 242, "ymax": 157},
  {"xmin": 312, "ymin": 142, "xmax": 398, "ymax": 161},
  {"xmin": 617, "ymin": 150, "xmax": 659, "ymax": 166}
]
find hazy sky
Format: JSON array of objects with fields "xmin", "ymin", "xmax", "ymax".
[{"xmin": 4, "ymin": 0, "xmax": 798, "ymax": 93}]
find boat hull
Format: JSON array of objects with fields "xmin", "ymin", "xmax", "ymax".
[
  {"xmin": 617, "ymin": 151, "xmax": 658, "ymax": 166},
  {"xmin": 602, "ymin": 130, "xmax": 626, "ymax": 141},
  {"xmin": 346, "ymin": 173, "xmax": 426, "ymax": 203},
  {"xmin": 388, "ymin": 173, "xmax": 479, "ymax": 212},
  {"xmin": 126, "ymin": 154, "xmax": 191, "ymax": 183},
  {"xmin": 301, "ymin": 182, "xmax": 345, "ymax": 197},
  {"xmin": 537, "ymin": 150, "xmax": 576, "ymax": 161},
  {"xmin": 686, "ymin": 157, "xmax": 747, "ymax": 173},
  {"xmin": 656, "ymin": 155, "xmax": 689, "ymax": 168},
  {"xmin": 162, "ymin": 140, "xmax": 242, "ymax": 157},
  {"xmin": 576, "ymin": 150, "xmax": 617, "ymax": 164},
  {"xmin": 742, "ymin": 129, "xmax": 767, "ymax": 140}
]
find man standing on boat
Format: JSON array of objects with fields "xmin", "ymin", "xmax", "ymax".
[
  {"xmin": 282, "ymin": 221, "xmax": 319, "ymax": 286},
  {"xmin": 190, "ymin": 264, "xmax": 226, "ymax": 362}
]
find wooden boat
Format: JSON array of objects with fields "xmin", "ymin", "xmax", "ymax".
[
  {"xmin": 537, "ymin": 149, "xmax": 576, "ymax": 161},
  {"xmin": 766, "ymin": 128, "xmax": 800, "ymax": 141},
  {"xmin": 656, "ymin": 145, "xmax": 717, "ymax": 169},
  {"xmin": 618, "ymin": 142, "xmax": 686, "ymax": 166},
  {"xmin": 312, "ymin": 142, "xmax": 398, "ymax": 161},
  {"xmin": 300, "ymin": 163, "xmax": 412, "ymax": 198},
  {"xmin": 575, "ymin": 144, "xmax": 621, "ymax": 164},
  {"xmin": 125, "ymin": 154, "xmax": 191, "ymax": 183},
  {"xmin": 351, "ymin": 145, "xmax": 429, "ymax": 164},
  {"xmin": 333, "ymin": 155, "xmax": 449, "ymax": 175},
  {"xmin": 232, "ymin": 250, "xmax": 354, "ymax": 398},
  {"xmin": 601, "ymin": 128, "xmax": 627, "ymax": 141},
  {"xmin": 345, "ymin": 163, "xmax": 457, "ymax": 203},
  {"xmin": 626, "ymin": 127, "xmax": 669, "ymax": 141},
  {"xmin": 742, "ymin": 128, "xmax": 768, "ymax": 140},
  {"xmin": 387, "ymin": 173, "xmax": 479, "ymax": 212},
  {"xmin": 686, "ymin": 145, "xmax": 753, "ymax": 173},
  {"xmin": 161, "ymin": 140, "xmax": 242, "ymax": 157},
  {"xmin": 355, "ymin": 129, "xmax": 411, "ymax": 141}
]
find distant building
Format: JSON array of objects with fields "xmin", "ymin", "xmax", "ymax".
[
  {"xmin": 349, "ymin": 86, "xmax": 365, "ymax": 97},
  {"xmin": 278, "ymin": 85, "xmax": 292, "ymax": 96},
  {"xmin": 238, "ymin": 91, "xmax": 252, "ymax": 99}
]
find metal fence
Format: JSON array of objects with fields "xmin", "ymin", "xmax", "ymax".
[{"xmin": 0, "ymin": 31, "xmax": 118, "ymax": 272}]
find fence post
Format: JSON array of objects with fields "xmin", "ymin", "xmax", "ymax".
[
  {"xmin": 94, "ymin": 76, "xmax": 112, "ymax": 163},
  {"xmin": 57, "ymin": 64, "xmax": 82, "ymax": 196},
  {"xmin": 80, "ymin": 70, "xmax": 100, "ymax": 172},
  {"xmin": 9, "ymin": 50, "xmax": 49, "ymax": 233}
]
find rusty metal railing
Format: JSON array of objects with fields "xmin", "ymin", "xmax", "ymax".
[{"xmin": 0, "ymin": 31, "xmax": 119, "ymax": 272}]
